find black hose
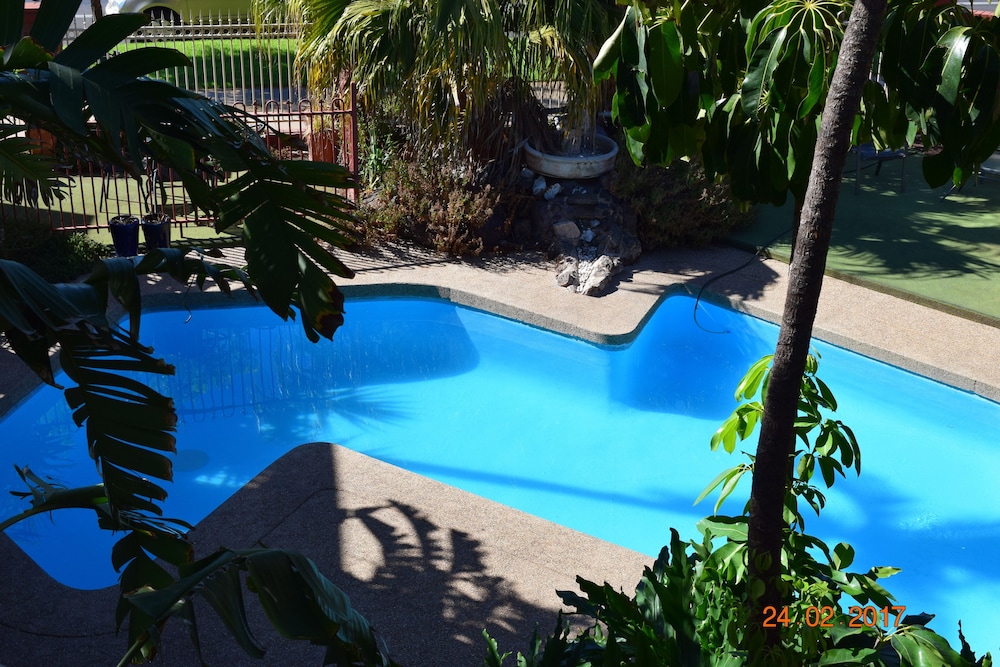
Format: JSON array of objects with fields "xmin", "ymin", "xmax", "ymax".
[{"xmin": 693, "ymin": 227, "xmax": 793, "ymax": 334}]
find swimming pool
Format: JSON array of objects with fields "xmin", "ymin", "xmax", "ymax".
[{"xmin": 1, "ymin": 295, "xmax": 998, "ymax": 651}]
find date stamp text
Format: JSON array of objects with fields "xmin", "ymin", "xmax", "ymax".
[{"xmin": 762, "ymin": 605, "xmax": 907, "ymax": 628}]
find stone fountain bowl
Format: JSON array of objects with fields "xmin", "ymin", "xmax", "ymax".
[{"xmin": 524, "ymin": 134, "xmax": 619, "ymax": 179}]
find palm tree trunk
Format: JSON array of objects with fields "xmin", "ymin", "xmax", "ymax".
[
  {"xmin": 789, "ymin": 196, "xmax": 802, "ymax": 260},
  {"xmin": 90, "ymin": 0, "xmax": 103, "ymax": 20},
  {"xmin": 746, "ymin": 0, "xmax": 887, "ymax": 650}
]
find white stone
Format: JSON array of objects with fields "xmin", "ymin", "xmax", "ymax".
[
  {"xmin": 543, "ymin": 182, "xmax": 562, "ymax": 200},
  {"xmin": 555, "ymin": 256, "xmax": 579, "ymax": 287},
  {"xmin": 580, "ymin": 254, "xmax": 622, "ymax": 296},
  {"xmin": 532, "ymin": 176, "xmax": 547, "ymax": 195}
]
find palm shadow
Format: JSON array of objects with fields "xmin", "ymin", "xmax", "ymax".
[
  {"xmin": 173, "ymin": 442, "xmax": 620, "ymax": 665},
  {"xmin": 0, "ymin": 442, "xmax": 614, "ymax": 665}
]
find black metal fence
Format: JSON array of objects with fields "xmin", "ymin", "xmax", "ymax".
[{"xmin": 3, "ymin": 13, "xmax": 357, "ymax": 234}]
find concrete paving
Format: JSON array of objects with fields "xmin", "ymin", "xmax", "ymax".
[{"xmin": 2, "ymin": 242, "xmax": 999, "ymax": 666}]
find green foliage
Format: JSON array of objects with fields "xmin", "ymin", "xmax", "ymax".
[
  {"xmin": 121, "ymin": 548, "xmax": 397, "ymax": 667},
  {"xmin": 282, "ymin": 0, "xmax": 620, "ymax": 173},
  {"xmin": 359, "ymin": 157, "xmax": 501, "ymax": 256},
  {"xmin": 701, "ymin": 353, "xmax": 861, "ymax": 531},
  {"xmin": 357, "ymin": 110, "xmax": 406, "ymax": 193},
  {"xmin": 597, "ymin": 0, "xmax": 1000, "ymax": 205},
  {"xmin": 484, "ymin": 528, "xmax": 923, "ymax": 666},
  {"xmin": 0, "ymin": 217, "xmax": 109, "ymax": 282},
  {"xmin": 608, "ymin": 153, "xmax": 749, "ymax": 249},
  {"xmin": 878, "ymin": 2, "xmax": 1000, "ymax": 187},
  {"xmin": 0, "ymin": 118, "xmax": 65, "ymax": 205},
  {"xmin": 485, "ymin": 356, "xmax": 994, "ymax": 667},
  {"xmin": 593, "ymin": 0, "xmax": 849, "ymax": 204}
]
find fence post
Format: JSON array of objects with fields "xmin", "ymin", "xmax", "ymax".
[{"xmin": 349, "ymin": 82, "xmax": 359, "ymax": 181}]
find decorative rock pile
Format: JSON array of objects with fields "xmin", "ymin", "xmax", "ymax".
[{"xmin": 523, "ymin": 170, "xmax": 642, "ymax": 296}]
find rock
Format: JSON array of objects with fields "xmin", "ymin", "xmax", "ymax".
[
  {"xmin": 598, "ymin": 226, "xmax": 642, "ymax": 264},
  {"xmin": 579, "ymin": 254, "xmax": 622, "ymax": 296},
  {"xmin": 532, "ymin": 176, "xmax": 547, "ymax": 195},
  {"xmin": 552, "ymin": 220, "xmax": 581, "ymax": 240},
  {"xmin": 511, "ymin": 218, "xmax": 533, "ymax": 245},
  {"xmin": 555, "ymin": 256, "xmax": 579, "ymax": 288},
  {"xmin": 523, "ymin": 172, "xmax": 643, "ymax": 294},
  {"xmin": 566, "ymin": 193, "xmax": 599, "ymax": 206},
  {"xmin": 619, "ymin": 205, "xmax": 639, "ymax": 236},
  {"xmin": 531, "ymin": 200, "xmax": 552, "ymax": 239},
  {"xmin": 550, "ymin": 238, "xmax": 579, "ymax": 259},
  {"xmin": 562, "ymin": 203, "xmax": 613, "ymax": 220},
  {"xmin": 521, "ymin": 167, "xmax": 536, "ymax": 180}
]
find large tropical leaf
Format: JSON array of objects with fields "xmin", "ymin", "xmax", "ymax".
[
  {"xmin": 0, "ymin": 247, "xmax": 353, "ymax": 662},
  {"xmin": 27, "ymin": 0, "xmax": 78, "ymax": 52},
  {"xmin": 122, "ymin": 548, "xmax": 399, "ymax": 666},
  {"xmin": 3, "ymin": 19, "xmax": 357, "ymax": 333},
  {"xmin": 0, "ymin": 120, "xmax": 64, "ymax": 204},
  {"xmin": 0, "ymin": 1, "xmax": 24, "ymax": 46},
  {"xmin": 55, "ymin": 13, "xmax": 150, "ymax": 70}
]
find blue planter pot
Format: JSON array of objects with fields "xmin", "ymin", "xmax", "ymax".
[
  {"xmin": 108, "ymin": 215, "xmax": 140, "ymax": 257},
  {"xmin": 141, "ymin": 213, "xmax": 172, "ymax": 251}
]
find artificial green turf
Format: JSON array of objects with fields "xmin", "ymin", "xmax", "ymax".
[{"xmin": 730, "ymin": 156, "xmax": 1000, "ymax": 323}]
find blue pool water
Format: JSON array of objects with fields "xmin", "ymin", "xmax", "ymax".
[{"xmin": 1, "ymin": 296, "xmax": 998, "ymax": 651}]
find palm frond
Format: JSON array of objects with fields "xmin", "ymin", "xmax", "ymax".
[{"xmin": 0, "ymin": 119, "xmax": 65, "ymax": 205}]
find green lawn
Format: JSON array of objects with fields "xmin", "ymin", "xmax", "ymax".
[
  {"xmin": 730, "ymin": 156, "xmax": 1000, "ymax": 322},
  {"xmin": 118, "ymin": 38, "xmax": 302, "ymax": 92}
]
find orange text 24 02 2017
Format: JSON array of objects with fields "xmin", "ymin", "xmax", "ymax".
[{"xmin": 762, "ymin": 605, "xmax": 907, "ymax": 629}]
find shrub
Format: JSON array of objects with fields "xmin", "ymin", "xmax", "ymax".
[
  {"xmin": 0, "ymin": 218, "xmax": 108, "ymax": 282},
  {"xmin": 358, "ymin": 157, "xmax": 500, "ymax": 257},
  {"xmin": 609, "ymin": 154, "xmax": 750, "ymax": 250},
  {"xmin": 357, "ymin": 110, "xmax": 408, "ymax": 194}
]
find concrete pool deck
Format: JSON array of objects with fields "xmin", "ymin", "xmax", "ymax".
[{"xmin": 1, "ymin": 242, "xmax": 999, "ymax": 665}]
